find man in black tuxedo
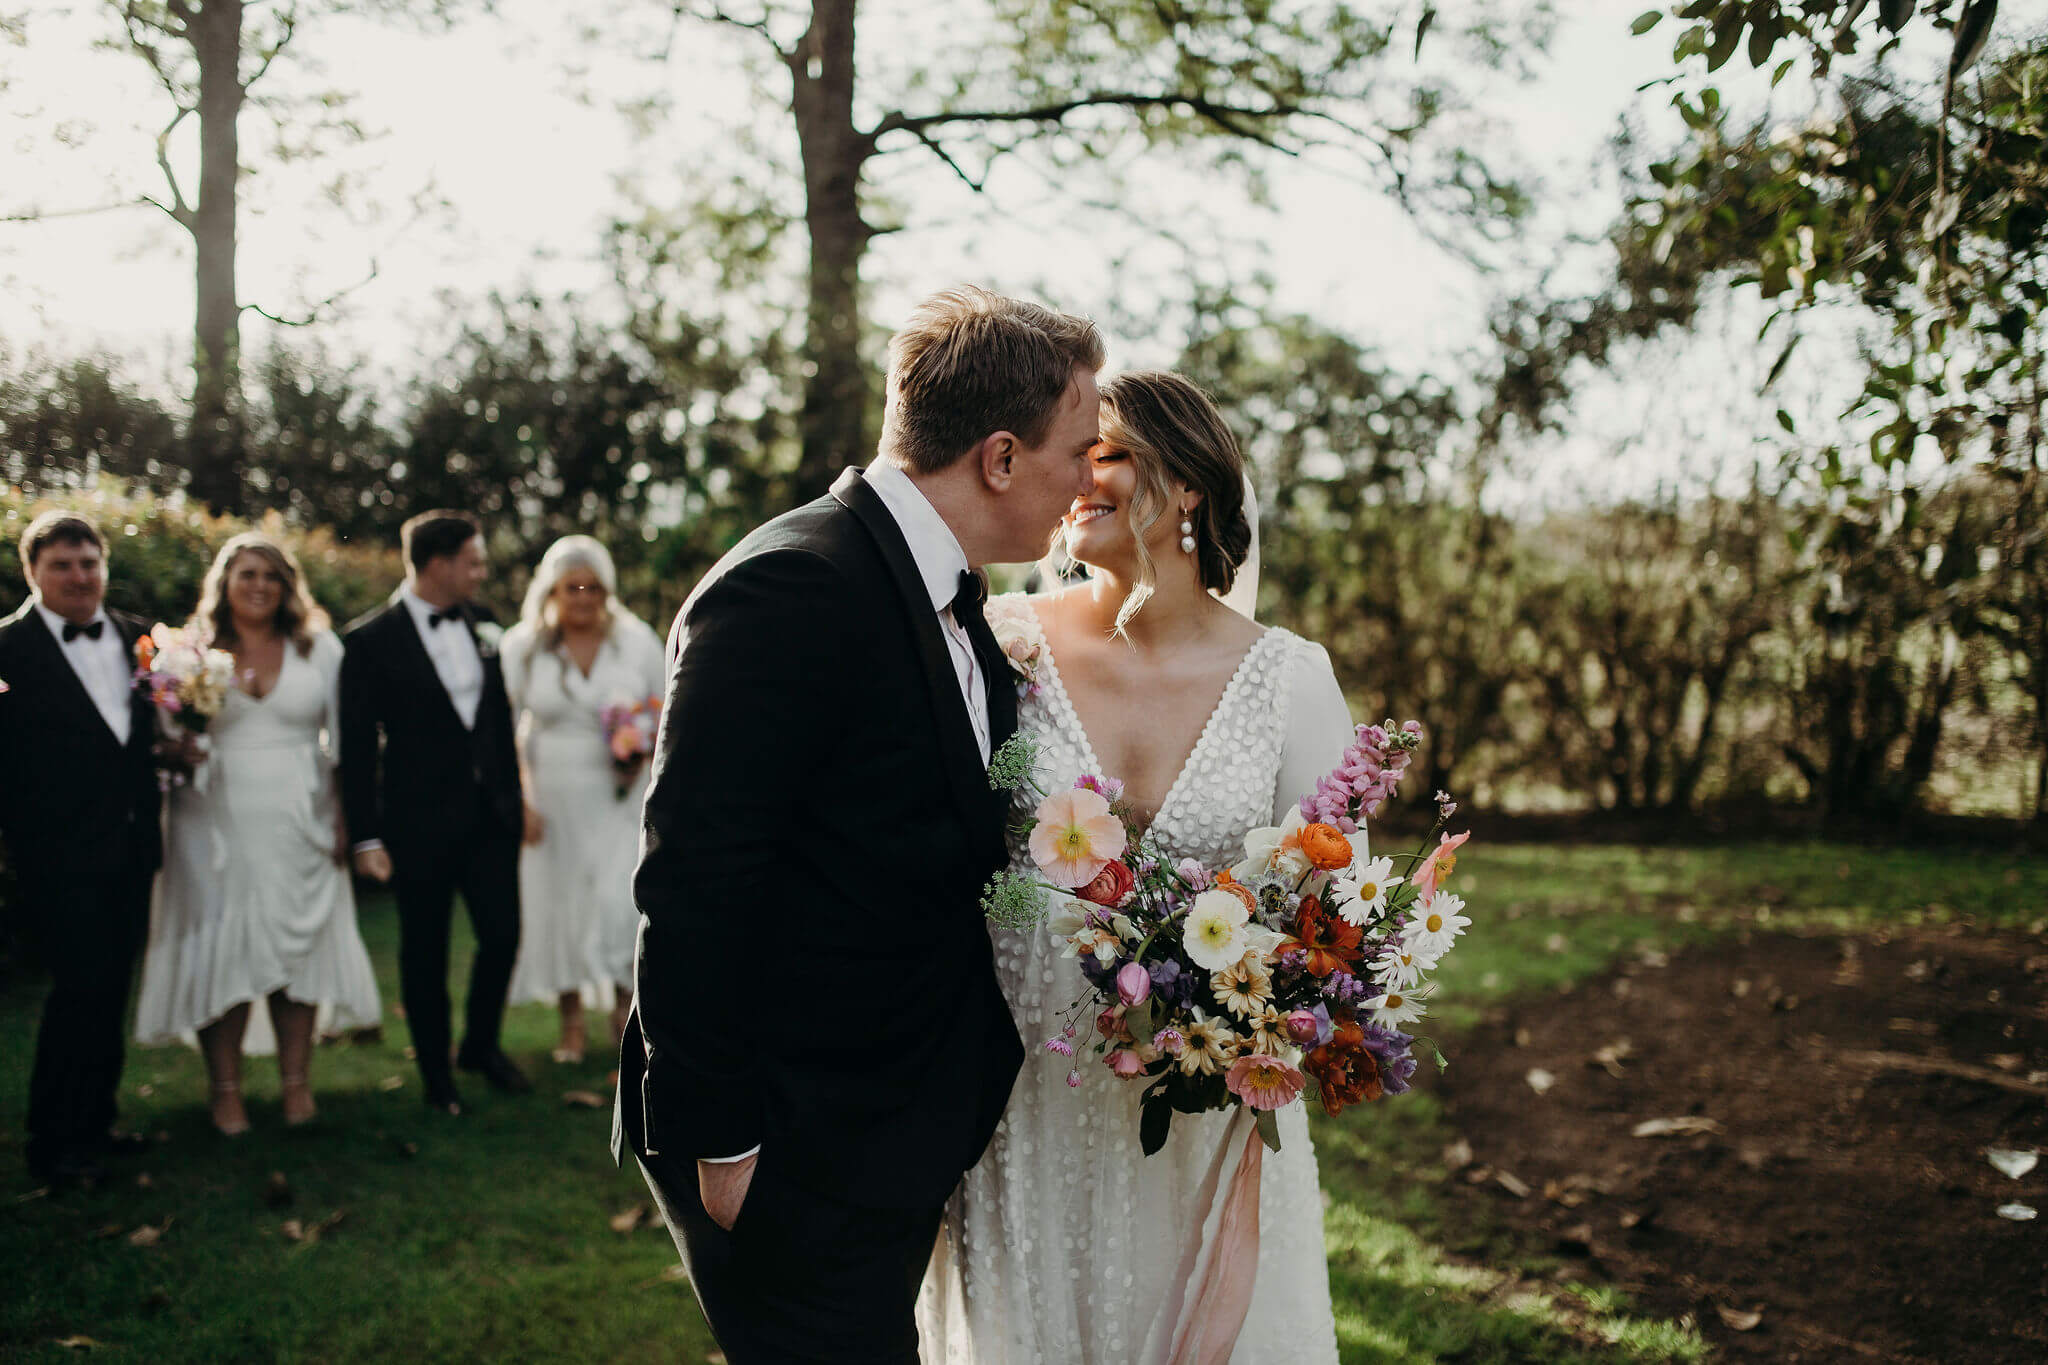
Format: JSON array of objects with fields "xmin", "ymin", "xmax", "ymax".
[
  {"xmin": 339, "ymin": 511, "xmax": 529, "ymax": 1114},
  {"xmin": 0, "ymin": 514, "xmax": 163, "ymax": 1187},
  {"xmin": 616, "ymin": 287, "xmax": 1104, "ymax": 1363}
]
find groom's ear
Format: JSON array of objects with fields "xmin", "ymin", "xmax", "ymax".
[{"xmin": 977, "ymin": 432, "xmax": 1020, "ymax": 492}]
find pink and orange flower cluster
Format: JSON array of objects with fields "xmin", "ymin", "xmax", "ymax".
[{"xmin": 987, "ymin": 719, "xmax": 1472, "ymax": 1155}]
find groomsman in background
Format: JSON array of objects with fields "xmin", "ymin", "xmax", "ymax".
[
  {"xmin": 339, "ymin": 510, "xmax": 528, "ymax": 1114},
  {"xmin": 0, "ymin": 513, "xmax": 163, "ymax": 1188}
]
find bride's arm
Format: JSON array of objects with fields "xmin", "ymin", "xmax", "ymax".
[{"xmin": 1273, "ymin": 641, "xmax": 1356, "ymax": 825}]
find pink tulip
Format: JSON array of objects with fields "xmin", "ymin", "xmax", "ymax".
[
  {"xmin": 1116, "ymin": 962, "xmax": 1151, "ymax": 1006},
  {"xmin": 1285, "ymin": 1009, "xmax": 1321, "ymax": 1045}
]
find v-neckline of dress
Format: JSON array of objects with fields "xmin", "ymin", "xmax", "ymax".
[{"xmin": 1024, "ymin": 599, "xmax": 1274, "ymax": 842}]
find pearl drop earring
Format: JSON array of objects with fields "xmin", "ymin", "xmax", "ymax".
[{"xmin": 1179, "ymin": 508, "xmax": 1196, "ymax": 555}]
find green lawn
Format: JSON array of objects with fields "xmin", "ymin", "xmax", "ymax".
[{"xmin": 4, "ymin": 841, "xmax": 2043, "ymax": 1363}]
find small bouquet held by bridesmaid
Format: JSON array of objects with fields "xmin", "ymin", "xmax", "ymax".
[
  {"xmin": 984, "ymin": 719, "xmax": 1470, "ymax": 1155},
  {"xmin": 133, "ymin": 623, "xmax": 236, "ymax": 734},
  {"xmin": 599, "ymin": 694, "xmax": 662, "ymax": 799}
]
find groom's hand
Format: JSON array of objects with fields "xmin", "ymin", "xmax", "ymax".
[
  {"xmin": 697, "ymin": 1154, "xmax": 758, "ymax": 1232},
  {"xmin": 352, "ymin": 848, "xmax": 393, "ymax": 883}
]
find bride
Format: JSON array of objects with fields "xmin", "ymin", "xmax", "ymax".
[{"xmin": 920, "ymin": 371, "xmax": 1348, "ymax": 1363}]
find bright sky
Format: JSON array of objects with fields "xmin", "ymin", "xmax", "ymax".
[{"xmin": 0, "ymin": 2, "xmax": 1808, "ymax": 501}]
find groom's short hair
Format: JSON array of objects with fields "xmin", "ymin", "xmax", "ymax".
[
  {"xmin": 401, "ymin": 510, "xmax": 480, "ymax": 571},
  {"xmin": 18, "ymin": 511, "xmax": 105, "ymax": 572},
  {"xmin": 882, "ymin": 286, "xmax": 1105, "ymax": 475}
]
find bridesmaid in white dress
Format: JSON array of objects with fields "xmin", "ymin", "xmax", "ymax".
[
  {"xmin": 499, "ymin": 537, "xmax": 666, "ymax": 1065},
  {"xmin": 920, "ymin": 373, "xmax": 1348, "ymax": 1363},
  {"xmin": 134, "ymin": 534, "xmax": 381, "ymax": 1135}
]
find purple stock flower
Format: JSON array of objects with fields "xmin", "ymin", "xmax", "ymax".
[
  {"xmin": 1299, "ymin": 718, "xmax": 1425, "ymax": 828},
  {"xmin": 1174, "ymin": 858, "xmax": 1213, "ymax": 892},
  {"xmin": 1358, "ymin": 1020, "xmax": 1418, "ymax": 1096}
]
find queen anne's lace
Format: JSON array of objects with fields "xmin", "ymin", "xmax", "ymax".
[{"xmin": 918, "ymin": 596, "xmax": 1342, "ymax": 1365}]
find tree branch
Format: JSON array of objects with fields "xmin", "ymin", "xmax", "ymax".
[
  {"xmin": 1, "ymin": 200, "xmax": 153, "ymax": 224},
  {"xmin": 241, "ymin": 7, "xmax": 299, "ymax": 94},
  {"xmin": 242, "ymin": 256, "xmax": 381, "ymax": 327},
  {"xmin": 674, "ymin": 1, "xmax": 787, "ymax": 59},
  {"xmin": 903, "ymin": 126, "xmax": 989, "ymax": 193},
  {"xmin": 867, "ymin": 91, "xmax": 1304, "ymax": 155},
  {"xmin": 153, "ymin": 104, "xmax": 196, "ymax": 228}
]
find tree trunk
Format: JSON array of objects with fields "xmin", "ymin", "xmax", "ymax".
[
  {"xmin": 187, "ymin": 0, "xmax": 246, "ymax": 513},
  {"xmin": 791, "ymin": 0, "xmax": 871, "ymax": 499}
]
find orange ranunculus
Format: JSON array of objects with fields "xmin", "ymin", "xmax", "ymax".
[
  {"xmin": 1299, "ymin": 822, "xmax": 1353, "ymax": 871},
  {"xmin": 1303, "ymin": 1014, "xmax": 1383, "ymax": 1117},
  {"xmin": 1284, "ymin": 896, "xmax": 1364, "ymax": 978},
  {"xmin": 135, "ymin": 634, "xmax": 156, "ymax": 669},
  {"xmin": 1213, "ymin": 869, "xmax": 1257, "ymax": 915}
]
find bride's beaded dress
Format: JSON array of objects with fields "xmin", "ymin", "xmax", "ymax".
[{"xmin": 918, "ymin": 595, "xmax": 1349, "ymax": 1364}]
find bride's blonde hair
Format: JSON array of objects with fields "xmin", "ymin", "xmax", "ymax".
[{"xmin": 1087, "ymin": 372, "xmax": 1253, "ymax": 635}]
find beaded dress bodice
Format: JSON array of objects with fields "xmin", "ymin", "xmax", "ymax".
[{"xmin": 916, "ymin": 595, "xmax": 1342, "ymax": 1365}]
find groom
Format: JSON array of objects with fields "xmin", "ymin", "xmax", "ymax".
[
  {"xmin": 339, "ymin": 510, "xmax": 529, "ymax": 1114},
  {"xmin": 618, "ymin": 286, "xmax": 1103, "ymax": 1362},
  {"xmin": 0, "ymin": 513, "xmax": 162, "ymax": 1188}
]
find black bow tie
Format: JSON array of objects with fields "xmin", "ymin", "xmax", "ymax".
[
  {"xmin": 62, "ymin": 619, "xmax": 105, "ymax": 642},
  {"xmin": 427, "ymin": 607, "xmax": 464, "ymax": 629},
  {"xmin": 950, "ymin": 569, "xmax": 988, "ymax": 623}
]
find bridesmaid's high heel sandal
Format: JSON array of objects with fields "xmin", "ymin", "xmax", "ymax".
[
  {"xmin": 210, "ymin": 1082, "xmax": 251, "ymax": 1138},
  {"xmin": 280, "ymin": 1072, "xmax": 317, "ymax": 1127}
]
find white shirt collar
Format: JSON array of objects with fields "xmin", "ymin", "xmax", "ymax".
[
  {"xmin": 863, "ymin": 458, "xmax": 972, "ymax": 614},
  {"xmin": 400, "ymin": 585, "xmax": 459, "ymax": 631},
  {"xmin": 34, "ymin": 599, "xmax": 110, "ymax": 642}
]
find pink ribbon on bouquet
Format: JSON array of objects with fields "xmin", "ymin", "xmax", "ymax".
[{"xmin": 1141, "ymin": 1108, "xmax": 1267, "ymax": 1365}]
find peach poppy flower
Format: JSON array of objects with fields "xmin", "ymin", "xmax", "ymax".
[
  {"xmin": 1027, "ymin": 787, "xmax": 1128, "ymax": 888},
  {"xmin": 1225, "ymin": 1052, "xmax": 1306, "ymax": 1111},
  {"xmin": 1411, "ymin": 831, "xmax": 1471, "ymax": 900}
]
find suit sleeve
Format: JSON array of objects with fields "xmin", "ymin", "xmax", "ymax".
[
  {"xmin": 337, "ymin": 626, "xmax": 382, "ymax": 848},
  {"xmin": 632, "ymin": 547, "xmax": 854, "ymax": 1159}
]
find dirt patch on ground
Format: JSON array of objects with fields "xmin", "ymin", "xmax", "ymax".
[{"xmin": 1432, "ymin": 924, "xmax": 2048, "ymax": 1363}]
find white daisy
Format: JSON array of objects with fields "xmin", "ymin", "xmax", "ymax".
[
  {"xmin": 1404, "ymin": 891, "xmax": 1470, "ymax": 961},
  {"xmin": 1362, "ymin": 983, "xmax": 1432, "ymax": 1029},
  {"xmin": 1331, "ymin": 856, "xmax": 1402, "ymax": 927},
  {"xmin": 1372, "ymin": 942, "xmax": 1428, "ymax": 990}
]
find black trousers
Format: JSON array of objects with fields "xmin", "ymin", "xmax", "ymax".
[
  {"xmin": 20, "ymin": 839, "xmax": 152, "ymax": 1167},
  {"xmin": 637, "ymin": 1148, "xmax": 946, "ymax": 1365},
  {"xmin": 388, "ymin": 798, "xmax": 520, "ymax": 1091}
]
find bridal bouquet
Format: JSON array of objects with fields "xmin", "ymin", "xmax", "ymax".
[
  {"xmin": 599, "ymin": 694, "xmax": 662, "ymax": 798},
  {"xmin": 133, "ymin": 624, "xmax": 236, "ymax": 735},
  {"xmin": 984, "ymin": 720, "xmax": 1469, "ymax": 1154}
]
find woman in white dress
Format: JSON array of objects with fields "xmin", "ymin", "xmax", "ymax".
[
  {"xmin": 499, "ymin": 537, "xmax": 666, "ymax": 1065},
  {"xmin": 920, "ymin": 372, "xmax": 1349, "ymax": 1363},
  {"xmin": 134, "ymin": 534, "xmax": 381, "ymax": 1135}
]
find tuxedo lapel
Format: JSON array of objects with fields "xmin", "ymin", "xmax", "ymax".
[
  {"xmin": 830, "ymin": 469, "xmax": 993, "ymax": 830},
  {"xmin": 5, "ymin": 603, "xmax": 123, "ymax": 750},
  {"xmin": 384, "ymin": 594, "xmax": 468, "ymax": 732}
]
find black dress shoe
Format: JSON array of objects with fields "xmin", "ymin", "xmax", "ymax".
[
  {"xmin": 29, "ymin": 1149, "xmax": 108, "ymax": 1189},
  {"xmin": 455, "ymin": 1047, "xmax": 533, "ymax": 1094}
]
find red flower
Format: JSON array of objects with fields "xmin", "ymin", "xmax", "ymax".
[
  {"xmin": 1075, "ymin": 858, "xmax": 1135, "ymax": 908},
  {"xmin": 1284, "ymin": 896, "xmax": 1364, "ymax": 979},
  {"xmin": 1303, "ymin": 1013, "xmax": 1383, "ymax": 1117}
]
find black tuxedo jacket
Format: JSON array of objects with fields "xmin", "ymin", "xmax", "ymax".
[
  {"xmin": 616, "ymin": 467, "xmax": 1026, "ymax": 1210},
  {"xmin": 337, "ymin": 595, "xmax": 522, "ymax": 853},
  {"xmin": 0, "ymin": 602, "xmax": 162, "ymax": 885}
]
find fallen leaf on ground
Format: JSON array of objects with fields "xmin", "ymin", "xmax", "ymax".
[
  {"xmin": 1525, "ymin": 1068, "xmax": 1556, "ymax": 1095},
  {"xmin": 1494, "ymin": 1171, "xmax": 1531, "ymax": 1198},
  {"xmin": 1730, "ymin": 978, "xmax": 1751, "ymax": 998},
  {"xmin": 610, "ymin": 1203, "xmax": 650, "ymax": 1234},
  {"xmin": 1716, "ymin": 1304, "xmax": 1763, "ymax": 1332},
  {"xmin": 283, "ymin": 1211, "xmax": 347, "ymax": 1244},
  {"xmin": 51, "ymin": 1337, "xmax": 102, "ymax": 1351},
  {"xmin": 1512, "ymin": 1027, "xmax": 1532, "ymax": 1048},
  {"xmin": 1905, "ymin": 960, "xmax": 1932, "ymax": 982},
  {"xmin": 1986, "ymin": 1054, "xmax": 2024, "ymax": 1073},
  {"xmin": 1543, "ymin": 933, "xmax": 1567, "ymax": 954},
  {"xmin": 377, "ymin": 1076, "xmax": 404, "ymax": 1092},
  {"xmin": 1635, "ymin": 946, "xmax": 1668, "ymax": 969},
  {"xmin": 127, "ymin": 1219, "xmax": 171, "ymax": 1248},
  {"xmin": 1996, "ymin": 1203, "xmax": 2038, "ymax": 1221},
  {"xmin": 1440, "ymin": 1138, "xmax": 1473, "ymax": 1172},
  {"xmin": 562, "ymin": 1090, "xmax": 608, "ymax": 1109},
  {"xmin": 1987, "ymin": 1149, "xmax": 2039, "ymax": 1180},
  {"xmin": 134, "ymin": 1173, "xmax": 153, "ymax": 1190},
  {"xmin": 1589, "ymin": 1040, "xmax": 1634, "ymax": 1077},
  {"xmin": 1887, "ymin": 1017, "xmax": 1937, "ymax": 1035},
  {"xmin": 1632, "ymin": 1116, "xmax": 1723, "ymax": 1139}
]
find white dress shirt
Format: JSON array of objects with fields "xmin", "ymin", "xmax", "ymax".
[
  {"xmin": 862, "ymin": 457, "xmax": 991, "ymax": 763},
  {"xmin": 400, "ymin": 586, "xmax": 485, "ymax": 730},
  {"xmin": 36, "ymin": 600, "xmax": 132, "ymax": 745}
]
